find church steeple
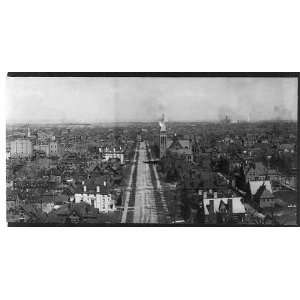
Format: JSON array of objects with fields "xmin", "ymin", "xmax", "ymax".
[
  {"xmin": 159, "ymin": 113, "xmax": 166, "ymax": 132},
  {"xmin": 159, "ymin": 113, "xmax": 167, "ymax": 158}
]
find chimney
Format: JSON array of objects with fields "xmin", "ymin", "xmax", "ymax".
[
  {"xmin": 228, "ymin": 198, "xmax": 233, "ymax": 214},
  {"xmin": 203, "ymin": 191, "xmax": 207, "ymax": 199},
  {"xmin": 214, "ymin": 192, "xmax": 218, "ymax": 199},
  {"xmin": 83, "ymin": 185, "xmax": 87, "ymax": 193},
  {"xmin": 96, "ymin": 186, "xmax": 100, "ymax": 193}
]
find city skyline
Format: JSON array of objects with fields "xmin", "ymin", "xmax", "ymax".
[{"xmin": 6, "ymin": 77, "xmax": 298, "ymax": 123}]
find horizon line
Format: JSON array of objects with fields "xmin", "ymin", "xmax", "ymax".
[{"xmin": 6, "ymin": 119, "xmax": 297, "ymax": 125}]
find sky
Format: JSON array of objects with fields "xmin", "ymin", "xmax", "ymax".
[{"xmin": 6, "ymin": 76, "xmax": 298, "ymax": 123}]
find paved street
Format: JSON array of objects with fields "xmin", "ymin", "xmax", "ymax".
[
  {"xmin": 121, "ymin": 147, "xmax": 138, "ymax": 223},
  {"xmin": 133, "ymin": 141, "xmax": 158, "ymax": 223}
]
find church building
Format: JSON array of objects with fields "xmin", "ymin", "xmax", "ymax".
[{"xmin": 159, "ymin": 114, "xmax": 193, "ymax": 162}]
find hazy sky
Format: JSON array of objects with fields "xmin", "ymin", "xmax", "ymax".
[{"xmin": 6, "ymin": 77, "xmax": 298, "ymax": 123}]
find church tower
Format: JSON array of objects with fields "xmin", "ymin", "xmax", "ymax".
[{"xmin": 159, "ymin": 114, "xmax": 167, "ymax": 159}]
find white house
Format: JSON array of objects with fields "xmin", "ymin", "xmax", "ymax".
[
  {"xmin": 74, "ymin": 183, "xmax": 116, "ymax": 213},
  {"xmin": 100, "ymin": 147, "xmax": 124, "ymax": 164},
  {"xmin": 200, "ymin": 190, "xmax": 246, "ymax": 216}
]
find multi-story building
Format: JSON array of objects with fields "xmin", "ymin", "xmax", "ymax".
[
  {"xmin": 73, "ymin": 183, "xmax": 116, "ymax": 213},
  {"xmin": 10, "ymin": 139, "xmax": 33, "ymax": 158},
  {"xmin": 99, "ymin": 147, "xmax": 124, "ymax": 164},
  {"xmin": 34, "ymin": 141, "xmax": 59, "ymax": 157}
]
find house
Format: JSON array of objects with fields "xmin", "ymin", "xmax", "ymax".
[
  {"xmin": 244, "ymin": 162, "xmax": 268, "ymax": 182},
  {"xmin": 244, "ymin": 161, "xmax": 279, "ymax": 183},
  {"xmin": 46, "ymin": 202, "xmax": 99, "ymax": 224},
  {"xmin": 167, "ymin": 135, "xmax": 193, "ymax": 162},
  {"xmin": 249, "ymin": 180, "xmax": 275, "ymax": 209},
  {"xmin": 6, "ymin": 189, "xmax": 20, "ymax": 212},
  {"xmin": 73, "ymin": 182, "xmax": 116, "ymax": 213},
  {"xmin": 200, "ymin": 190, "xmax": 246, "ymax": 223},
  {"xmin": 99, "ymin": 147, "xmax": 125, "ymax": 164},
  {"xmin": 39, "ymin": 193, "xmax": 69, "ymax": 213},
  {"xmin": 17, "ymin": 204, "xmax": 48, "ymax": 223},
  {"xmin": 278, "ymin": 143, "xmax": 295, "ymax": 153}
]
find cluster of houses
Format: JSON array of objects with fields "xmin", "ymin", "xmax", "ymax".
[
  {"xmin": 6, "ymin": 125, "xmax": 140, "ymax": 224},
  {"xmin": 157, "ymin": 119, "xmax": 297, "ymax": 224}
]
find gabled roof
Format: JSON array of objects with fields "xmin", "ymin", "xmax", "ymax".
[
  {"xmin": 168, "ymin": 139, "xmax": 183, "ymax": 150},
  {"xmin": 202, "ymin": 197, "xmax": 245, "ymax": 215},
  {"xmin": 74, "ymin": 180, "xmax": 110, "ymax": 195},
  {"xmin": 259, "ymin": 188, "xmax": 274, "ymax": 199},
  {"xmin": 87, "ymin": 162, "xmax": 101, "ymax": 173},
  {"xmin": 245, "ymin": 162, "xmax": 268, "ymax": 176},
  {"xmin": 278, "ymin": 143, "xmax": 295, "ymax": 150},
  {"xmin": 249, "ymin": 180, "xmax": 272, "ymax": 195},
  {"xmin": 166, "ymin": 139, "xmax": 173, "ymax": 149},
  {"xmin": 178, "ymin": 140, "xmax": 190, "ymax": 149}
]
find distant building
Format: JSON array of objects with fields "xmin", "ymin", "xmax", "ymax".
[
  {"xmin": 278, "ymin": 143, "xmax": 295, "ymax": 153},
  {"xmin": 10, "ymin": 139, "xmax": 33, "ymax": 158},
  {"xmin": 137, "ymin": 133, "xmax": 142, "ymax": 142},
  {"xmin": 73, "ymin": 183, "xmax": 116, "ymax": 213},
  {"xmin": 34, "ymin": 141, "xmax": 59, "ymax": 157},
  {"xmin": 220, "ymin": 115, "xmax": 231, "ymax": 125},
  {"xmin": 37, "ymin": 131, "xmax": 52, "ymax": 142},
  {"xmin": 100, "ymin": 147, "xmax": 124, "ymax": 164},
  {"xmin": 244, "ymin": 133, "xmax": 258, "ymax": 147},
  {"xmin": 6, "ymin": 148, "xmax": 11, "ymax": 160}
]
